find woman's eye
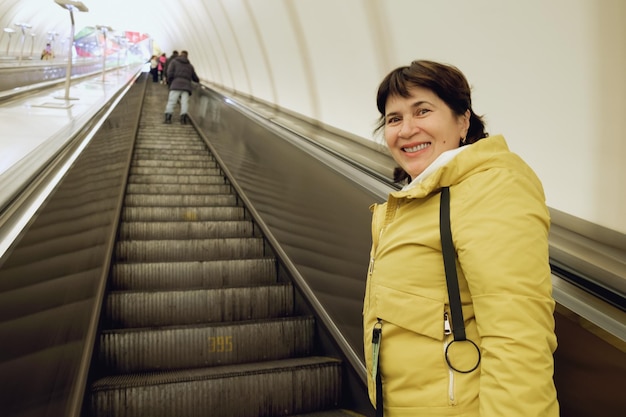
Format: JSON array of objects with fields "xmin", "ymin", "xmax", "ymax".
[
  {"xmin": 417, "ymin": 108, "xmax": 430, "ymax": 116},
  {"xmin": 386, "ymin": 116, "xmax": 400, "ymax": 124}
]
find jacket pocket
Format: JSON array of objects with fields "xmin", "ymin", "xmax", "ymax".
[
  {"xmin": 374, "ymin": 284, "xmax": 444, "ymax": 341},
  {"xmin": 371, "ymin": 285, "xmax": 457, "ymax": 408}
]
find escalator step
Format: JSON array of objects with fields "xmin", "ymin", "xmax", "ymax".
[
  {"xmin": 132, "ymin": 148, "xmax": 207, "ymax": 156},
  {"xmin": 98, "ymin": 316, "xmax": 315, "ymax": 372},
  {"xmin": 118, "ymin": 220, "xmax": 255, "ymax": 240},
  {"xmin": 287, "ymin": 411, "xmax": 367, "ymax": 417},
  {"xmin": 123, "ymin": 193, "xmax": 237, "ymax": 207},
  {"xmin": 89, "ymin": 356, "xmax": 341, "ymax": 417},
  {"xmin": 121, "ymin": 206, "xmax": 245, "ymax": 221},
  {"xmin": 134, "ymin": 143, "xmax": 207, "ymax": 151},
  {"xmin": 104, "ymin": 283, "xmax": 294, "ymax": 327},
  {"xmin": 130, "ymin": 152, "xmax": 211, "ymax": 162},
  {"xmin": 130, "ymin": 166, "xmax": 222, "ymax": 176},
  {"xmin": 115, "ymin": 237, "xmax": 265, "ymax": 262},
  {"xmin": 131, "ymin": 159, "xmax": 217, "ymax": 169},
  {"xmin": 128, "ymin": 174, "xmax": 225, "ymax": 185},
  {"xmin": 110, "ymin": 258, "xmax": 277, "ymax": 290},
  {"xmin": 125, "ymin": 183, "xmax": 232, "ymax": 195}
]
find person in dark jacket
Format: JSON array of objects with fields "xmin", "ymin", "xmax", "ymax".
[
  {"xmin": 164, "ymin": 50, "xmax": 199, "ymax": 124},
  {"xmin": 163, "ymin": 50, "xmax": 178, "ymax": 85}
]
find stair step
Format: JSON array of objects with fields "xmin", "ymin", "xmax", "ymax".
[
  {"xmin": 287, "ymin": 411, "xmax": 367, "ymax": 417},
  {"xmin": 115, "ymin": 237, "xmax": 265, "ymax": 262},
  {"xmin": 89, "ymin": 356, "xmax": 341, "ymax": 417},
  {"xmin": 131, "ymin": 159, "xmax": 217, "ymax": 169},
  {"xmin": 125, "ymin": 183, "xmax": 232, "ymax": 195},
  {"xmin": 110, "ymin": 258, "xmax": 277, "ymax": 290},
  {"xmin": 104, "ymin": 283, "xmax": 294, "ymax": 327},
  {"xmin": 134, "ymin": 143, "xmax": 207, "ymax": 151},
  {"xmin": 121, "ymin": 206, "xmax": 245, "ymax": 221},
  {"xmin": 98, "ymin": 316, "xmax": 314, "ymax": 372},
  {"xmin": 118, "ymin": 220, "xmax": 255, "ymax": 240},
  {"xmin": 132, "ymin": 148, "xmax": 207, "ymax": 156},
  {"xmin": 123, "ymin": 193, "xmax": 237, "ymax": 207},
  {"xmin": 128, "ymin": 174, "xmax": 226, "ymax": 185},
  {"xmin": 130, "ymin": 166, "xmax": 222, "ymax": 176}
]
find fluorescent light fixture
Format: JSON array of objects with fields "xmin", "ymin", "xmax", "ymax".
[
  {"xmin": 54, "ymin": 0, "xmax": 89, "ymax": 12},
  {"xmin": 96, "ymin": 25, "xmax": 114, "ymax": 82},
  {"xmin": 95, "ymin": 25, "xmax": 113, "ymax": 32},
  {"xmin": 54, "ymin": 0, "xmax": 89, "ymax": 100}
]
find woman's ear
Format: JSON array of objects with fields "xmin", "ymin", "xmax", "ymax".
[{"xmin": 461, "ymin": 109, "xmax": 470, "ymax": 137}]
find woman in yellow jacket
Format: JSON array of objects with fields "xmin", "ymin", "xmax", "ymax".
[{"xmin": 363, "ymin": 60, "xmax": 559, "ymax": 416}]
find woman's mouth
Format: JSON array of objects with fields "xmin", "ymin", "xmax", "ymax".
[{"xmin": 402, "ymin": 143, "xmax": 430, "ymax": 152}]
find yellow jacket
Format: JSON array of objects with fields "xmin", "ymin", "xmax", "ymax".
[{"xmin": 363, "ymin": 135, "xmax": 558, "ymax": 416}]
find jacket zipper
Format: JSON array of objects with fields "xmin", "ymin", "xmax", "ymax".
[
  {"xmin": 368, "ymin": 257, "xmax": 375, "ymax": 277},
  {"xmin": 443, "ymin": 312, "xmax": 456, "ymax": 404},
  {"xmin": 372, "ymin": 319, "xmax": 383, "ymax": 386},
  {"xmin": 444, "ymin": 312, "xmax": 452, "ymax": 336},
  {"xmin": 367, "ymin": 226, "xmax": 385, "ymax": 308}
]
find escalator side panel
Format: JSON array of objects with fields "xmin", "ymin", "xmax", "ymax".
[
  {"xmin": 0, "ymin": 75, "xmax": 145, "ymax": 417},
  {"xmin": 554, "ymin": 306, "xmax": 626, "ymax": 417}
]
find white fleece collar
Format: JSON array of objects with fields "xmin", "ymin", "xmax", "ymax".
[{"xmin": 402, "ymin": 146, "xmax": 470, "ymax": 191}]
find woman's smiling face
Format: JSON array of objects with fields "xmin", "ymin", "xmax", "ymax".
[{"xmin": 384, "ymin": 86, "xmax": 469, "ymax": 180}]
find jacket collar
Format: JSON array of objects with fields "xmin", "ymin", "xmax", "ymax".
[
  {"xmin": 391, "ymin": 135, "xmax": 509, "ymax": 199},
  {"xmin": 402, "ymin": 146, "xmax": 469, "ymax": 192}
]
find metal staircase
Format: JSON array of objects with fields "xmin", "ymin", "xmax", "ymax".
[{"xmin": 86, "ymin": 81, "xmax": 354, "ymax": 417}]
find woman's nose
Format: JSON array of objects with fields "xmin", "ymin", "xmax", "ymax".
[{"xmin": 398, "ymin": 118, "xmax": 419, "ymax": 138}]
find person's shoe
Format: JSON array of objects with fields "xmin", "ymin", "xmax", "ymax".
[
  {"xmin": 180, "ymin": 114, "xmax": 188, "ymax": 124},
  {"xmin": 164, "ymin": 113, "xmax": 172, "ymax": 124}
]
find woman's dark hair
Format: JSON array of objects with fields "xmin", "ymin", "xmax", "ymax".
[{"xmin": 375, "ymin": 60, "xmax": 488, "ymax": 183}]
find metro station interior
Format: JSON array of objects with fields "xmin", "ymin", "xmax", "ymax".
[{"xmin": 0, "ymin": 1, "xmax": 624, "ymax": 417}]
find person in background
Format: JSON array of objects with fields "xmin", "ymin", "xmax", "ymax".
[
  {"xmin": 41, "ymin": 43, "xmax": 53, "ymax": 60},
  {"xmin": 163, "ymin": 50, "xmax": 178, "ymax": 85},
  {"xmin": 149, "ymin": 55, "xmax": 158, "ymax": 82},
  {"xmin": 363, "ymin": 60, "xmax": 559, "ymax": 416},
  {"xmin": 163, "ymin": 50, "xmax": 199, "ymax": 125},
  {"xmin": 158, "ymin": 53, "xmax": 167, "ymax": 84}
]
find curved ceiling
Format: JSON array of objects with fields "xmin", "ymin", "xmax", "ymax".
[{"xmin": 1, "ymin": 0, "xmax": 625, "ymax": 234}]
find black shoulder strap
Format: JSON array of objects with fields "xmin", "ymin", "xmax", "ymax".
[{"xmin": 440, "ymin": 187, "xmax": 466, "ymax": 341}]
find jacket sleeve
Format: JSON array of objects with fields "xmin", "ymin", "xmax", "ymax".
[
  {"xmin": 167, "ymin": 60, "xmax": 176, "ymax": 80},
  {"xmin": 453, "ymin": 166, "xmax": 559, "ymax": 416}
]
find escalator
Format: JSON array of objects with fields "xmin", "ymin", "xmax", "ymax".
[
  {"xmin": 83, "ymin": 81, "xmax": 359, "ymax": 416},
  {"xmin": 2, "ymin": 69, "xmax": 622, "ymax": 417}
]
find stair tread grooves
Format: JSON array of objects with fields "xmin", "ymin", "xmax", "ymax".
[
  {"xmin": 113, "ymin": 256, "xmax": 273, "ymax": 264},
  {"xmin": 91, "ymin": 356, "xmax": 341, "ymax": 389},
  {"xmin": 107, "ymin": 282, "xmax": 291, "ymax": 296},
  {"xmin": 124, "ymin": 193, "xmax": 233, "ymax": 197},
  {"xmin": 100, "ymin": 314, "xmax": 314, "ymax": 334},
  {"xmin": 120, "ymin": 220, "xmax": 250, "ymax": 224},
  {"xmin": 286, "ymin": 412, "xmax": 366, "ymax": 417},
  {"xmin": 116, "ymin": 237, "xmax": 262, "ymax": 244},
  {"xmin": 110, "ymin": 258, "xmax": 278, "ymax": 290},
  {"xmin": 125, "ymin": 187, "xmax": 233, "ymax": 195}
]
